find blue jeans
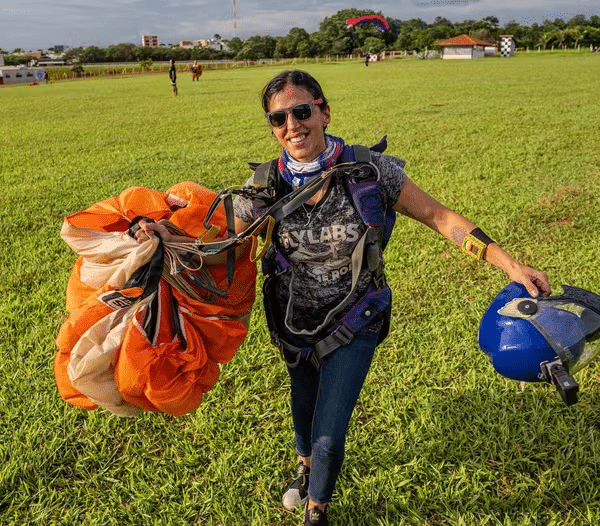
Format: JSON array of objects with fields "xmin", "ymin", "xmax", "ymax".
[{"xmin": 286, "ymin": 331, "xmax": 379, "ymax": 504}]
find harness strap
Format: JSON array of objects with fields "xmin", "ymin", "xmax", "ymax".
[
  {"xmin": 352, "ymin": 144, "xmax": 372, "ymax": 163},
  {"xmin": 252, "ymin": 159, "xmax": 276, "ymax": 189},
  {"xmin": 162, "ymin": 167, "xmax": 336, "ymax": 302},
  {"xmin": 276, "ymin": 284, "xmax": 392, "ymax": 369},
  {"xmin": 282, "ymin": 225, "xmax": 376, "ymax": 337}
]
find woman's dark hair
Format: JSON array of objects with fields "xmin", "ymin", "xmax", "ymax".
[{"xmin": 261, "ymin": 70, "xmax": 328, "ymax": 113}]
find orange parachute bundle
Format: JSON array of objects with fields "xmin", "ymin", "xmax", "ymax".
[{"xmin": 55, "ymin": 182, "xmax": 256, "ymax": 416}]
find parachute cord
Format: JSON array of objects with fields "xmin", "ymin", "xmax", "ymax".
[
  {"xmin": 154, "ymin": 220, "xmax": 229, "ymax": 302},
  {"xmin": 163, "ymin": 242, "xmax": 205, "ymax": 274},
  {"xmin": 157, "ymin": 220, "xmax": 208, "ymax": 274}
]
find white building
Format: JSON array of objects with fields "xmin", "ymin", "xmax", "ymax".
[
  {"xmin": 142, "ymin": 35, "xmax": 159, "ymax": 47},
  {"xmin": 436, "ymin": 34, "xmax": 494, "ymax": 60},
  {"xmin": 0, "ymin": 65, "xmax": 46, "ymax": 85}
]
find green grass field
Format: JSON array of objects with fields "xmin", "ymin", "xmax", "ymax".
[{"xmin": 2, "ymin": 52, "xmax": 600, "ymax": 525}]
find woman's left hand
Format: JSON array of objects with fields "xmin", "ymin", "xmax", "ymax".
[{"xmin": 504, "ymin": 263, "xmax": 551, "ymax": 298}]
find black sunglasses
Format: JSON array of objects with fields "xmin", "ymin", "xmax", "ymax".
[{"xmin": 265, "ymin": 98, "xmax": 323, "ymax": 128}]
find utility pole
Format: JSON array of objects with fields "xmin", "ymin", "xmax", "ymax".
[{"xmin": 232, "ymin": 0, "xmax": 237, "ymax": 37}]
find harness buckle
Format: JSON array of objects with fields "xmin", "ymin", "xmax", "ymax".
[
  {"xmin": 308, "ymin": 350, "xmax": 322, "ymax": 370},
  {"xmin": 330, "ymin": 324, "xmax": 354, "ymax": 347}
]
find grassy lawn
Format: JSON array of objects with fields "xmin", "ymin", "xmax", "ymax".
[{"xmin": 1, "ymin": 52, "xmax": 600, "ymax": 525}]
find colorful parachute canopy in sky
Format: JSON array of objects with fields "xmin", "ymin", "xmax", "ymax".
[{"xmin": 345, "ymin": 15, "xmax": 390, "ymax": 32}]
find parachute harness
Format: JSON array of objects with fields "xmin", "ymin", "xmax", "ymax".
[
  {"xmin": 127, "ymin": 140, "xmax": 395, "ymax": 370},
  {"xmin": 251, "ymin": 139, "xmax": 396, "ymax": 369}
]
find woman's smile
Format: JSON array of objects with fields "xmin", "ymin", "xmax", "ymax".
[{"xmin": 268, "ymin": 85, "xmax": 330, "ymax": 163}]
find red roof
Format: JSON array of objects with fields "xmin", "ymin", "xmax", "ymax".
[{"xmin": 435, "ymin": 34, "xmax": 493, "ymax": 47}]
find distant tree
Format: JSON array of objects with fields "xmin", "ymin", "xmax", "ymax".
[
  {"xmin": 455, "ymin": 19, "xmax": 479, "ymax": 35},
  {"xmin": 3, "ymin": 54, "xmax": 29, "ymax": 65},
  {"xmin": 273, "ymin": 37, "xmax": 290, "ymax": 59},
  {"xmin": 235, "ymin": 36, "xmax": 276, "ymax": 60},
  {"xmin": 297, "ymin": 38, "xmax": 314, "ymax": 58},
  {"xmin": 79, "ymin": 46, "xmax": 107, "ymax": 63},
  {"xmin": 503, "ymin": 20, "xmax": 523, "ymax": 36},
  {"xmin": 105, "ymin": 43, "xmax": 138, "ymax": 62},
  {"xmin": 139, "ymin": 58, "xmax": 153, "ymax": 71},
  {"xmin": 554, "ymin": 29, "xmax": 568, "ymax": 48},
  {"xmin": 279, "ymin": 27, "xmax": 314, "ymax": 57},
  {"xmin": 363, "ymin": 36, "xmax": 385, "ymax": 53},
  {"xmin": 540, "ymin": 19, "xmax": 559, "ymax": 33},
  {"xmin": 63, "ymin": 47, "xmax": 81, "ymax": 63},
  {"xmin": 539, "ymin": 31, "xmax": 556, "ymax": 49},
  {"xmin": 413, "ymin": 28, "xmax": 437, "ymax": 50},
  {"xmin": 588, "ymin": 27, "xmax": 600, "ymax": 47},
  {"xmin": 318, "ymin": 9, "xmax": 387, "ymax": 55},
  {"xmin": 430, "ymin": 17, "xmax": 454, "ymax": 41},
  {"xmin": 227, "ymin": 37, "xmax": 243, "ymax": 55},
  {"xmin": 482, "ymin": 16, "xmax": 500, "ymax": 32},
  {"xmin": 394, "ymin": 18, "xmax": 428, "ymax": 51},
  {"xmin": 71, "ymin": 64, "xmax": 84, "ymax": 77},
  {"xmin": 553, "ymin": 18, "xmax": 567, "ymax": 30},
  {"xmin": 566, "ymin": 27, "xmax": 587, "ymax": 48},
  {"xmin": 471, "ymin": 16, "xmax": 500, "ymax": 42},
  {"xmin": 190, "ymin": 47, "xmax": 214, "ymax": 60},
  {"xmin": 567, "ymin": 15, "xmax": 588, "ymax": 28}
]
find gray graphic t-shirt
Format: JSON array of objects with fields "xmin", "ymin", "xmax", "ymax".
[{"xmin": 233, "ymin": 151, "xmax": 406, "ymax": 339}]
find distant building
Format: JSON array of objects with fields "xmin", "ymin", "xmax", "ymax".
[
  {"xmin": 37, "ymin": 58, "xmax": 67, "ymax": 66},
  {"xmin": 195, "ymin": 38, "xmax": 227, "ymax": 51},
  {"xmin": 179, "ymin": 41, "xmax": 194, "ymax": 48},
  {"xmin": 141, "ymin": 35, "xmax": 159, "ymax": 47},
  {"xmin": 435, "ymin": 34, "xmax": 493, "ymax": 59},
  {"xmin": 0, "ymin": 65, "xmax": 46, "ymax": 85}
]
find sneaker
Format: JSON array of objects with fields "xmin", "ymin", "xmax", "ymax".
[
  {"xmin": 304, "ymin": 505, "xmax": 328, "ymax": 526},
  {"xmin": 282, "ymin": 462, "xmax": 310, "ymax": 510}
]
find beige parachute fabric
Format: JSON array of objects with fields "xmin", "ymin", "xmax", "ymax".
[
  {"xmin": 58, "ymin": 216, "xmax": 164, "ymax": 415},
  {"xmin": 60, "ymin": 222, "xmax": 160, "ymax": 290}
]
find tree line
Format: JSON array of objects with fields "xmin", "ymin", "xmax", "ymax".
[{"xmin": 4, "ymin": 8, "xmax": 600, "ymax": 65}]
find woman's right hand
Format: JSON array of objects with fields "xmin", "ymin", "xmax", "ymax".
[{"xmin": 134, "ymin": 220, "xmax": 173, "ymax": 243}]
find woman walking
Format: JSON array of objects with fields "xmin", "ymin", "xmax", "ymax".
[
  {"xmin": 230, "ymin": 70, "xmax": 550, "ymax": 525},
  {"xmin": 138, "ymin": 69, "xmax": 550, "ymax": 525}
]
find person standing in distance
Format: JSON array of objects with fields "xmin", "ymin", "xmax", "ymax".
[{"xmin": 168, "ymin": 58, "xmax": 177, "ymax": 96}]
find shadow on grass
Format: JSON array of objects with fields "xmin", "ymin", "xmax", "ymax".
[{"xmin": 337, "ymin": 381, "xmax": 600, "ymax": 525}]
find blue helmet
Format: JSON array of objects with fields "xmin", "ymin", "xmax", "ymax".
[{"xmin": 479, "ymin": 282, "xmax": 600, "ymax": 395}]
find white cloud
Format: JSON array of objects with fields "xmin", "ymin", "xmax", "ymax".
[{"xmin": 1, "ymin": 0, "xmax": 597, "ymax": 50}]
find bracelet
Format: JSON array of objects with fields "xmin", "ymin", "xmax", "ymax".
[{"xmin": 461, "ymin": 228, "xmax": 494, "ymax": 260}]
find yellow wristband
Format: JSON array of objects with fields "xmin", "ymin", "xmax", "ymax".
[{"xmin": 461, "ymin": 228, "xmax": 494, "ymax": 260}]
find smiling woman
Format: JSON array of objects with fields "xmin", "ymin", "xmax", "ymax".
[
  {"xmin": 226, "ymin": 68, "xmax": 551, "ymax": 526},
  {"xmin": 2, "ymin": 54, "xmax": 600, "ymax": 526}
]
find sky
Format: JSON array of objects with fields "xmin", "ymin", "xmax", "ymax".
[{"xmin": 1, "ymin": 0, "xmax": 598, "ymax": 51}]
